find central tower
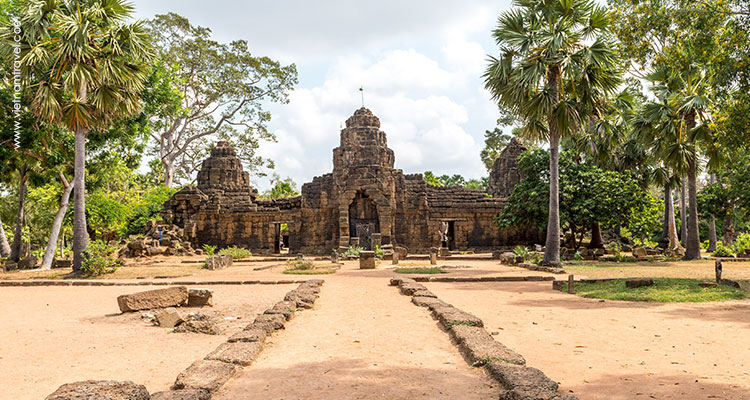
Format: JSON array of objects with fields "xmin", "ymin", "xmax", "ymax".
[{"xmin": 330, "ymin": 107, "xmax": 398, "ymax": 250}]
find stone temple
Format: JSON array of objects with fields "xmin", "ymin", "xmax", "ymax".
[{"xmin": 162, "ymin": 107, "xmax": 539, "ymax": 254}]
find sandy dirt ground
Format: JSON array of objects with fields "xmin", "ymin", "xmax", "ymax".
[
  {"xmin": 426, "ymin": 281, "xmax": 750, "ymax": 400},
  {"xmin": 213, "ymin": 271, "xmax": 500, "ymax": 400},
  {"xmin": 0, "ymin": 284, "xmax": 294, "ymax": 400}
]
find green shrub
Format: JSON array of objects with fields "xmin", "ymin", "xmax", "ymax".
[
  {"xmin": 81, "ymin": 240, "xmax": 121, "ymax": 277},
  {"xmin": 122, "ymin": 186, "xmax": 177, "ymax": 236},
  {"xmin": 374, "ymin": 245, "xmax": 385, "ymax": 258},
  {"xmin": 513, "ymin": 245, "xmax": 529, "ymax": 260},
  {"xmin": 31, "ymin": 248, "xmax": 45, "ymax": 259},
  {"xmin": 529, "ymin": 251, "xmax": 544, "ymax": 264},
  {"xmin": 712, "ymin": 243, "xmax": 733, "ymax": 257},
  {"xmin": 218, "ymin": 246, "xmax": 252, "ymax": 259},
  {"xmin": 340, "ymin": 245, "xmax": 364, "ymax": 258},
  {"xmin": 732, "ymin": 232, "xmax": 750, "ymax": 255},
  {"xmin": 202, "ymin": 244, "xmax": 216, "ymax": 255}
]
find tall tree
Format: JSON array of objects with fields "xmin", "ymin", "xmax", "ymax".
[
  {"xmin": 145, "ymin": 13, "xmax": 297, "ymax": 187},
  {"xmin": 484, "ymin": 0, "xmax": 622, "ymax": 264},
  {"xmin": 5, "ymin": 0, "xmax": 152, "ymax": 270}
]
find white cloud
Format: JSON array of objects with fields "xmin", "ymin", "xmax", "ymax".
[{"xmin": 257, "ymin": 46, "xmax": 492, "ymax": 190}]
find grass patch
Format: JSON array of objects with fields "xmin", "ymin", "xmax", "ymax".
[
  {"xmin": 283, "ymin": 259, "xmax": 336, "ymax": 275},
  {"xmin": 560, "ymin": 278, "xmax": 748, "ymax": 302},
  {"xmin": 217, "ymin": 246, "xmax": 253, "ymax": 259},
  {"xmin": 283, "ymin": 268, "xmax": 336, "ymax": 275},
  {"xmin": 394, "ymin": 267, "xmax": 445, "ymax": 274}
]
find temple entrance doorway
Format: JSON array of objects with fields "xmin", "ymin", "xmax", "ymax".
[
  {"xmin": 349, "ymin": 191, "xmax": 379, "ymax": 250},
  {"xmin": 272, "ymin": 222, "xmax": 290, "ymax": 254}
]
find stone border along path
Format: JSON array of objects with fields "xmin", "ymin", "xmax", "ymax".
[
  {"xmin": 391, "ymin": 277, "xmax": 578, "ymax": 400},
  {"xmin": 144, "ymin": 279, "xmax": 325, "ymax": 400},
  {"xmin": 0, "ymin": 279, "xmax": 308, "ymax": 287},
  {"xmin": 411, "ymin": 275, "xmax": 555, "ymax": 283}
]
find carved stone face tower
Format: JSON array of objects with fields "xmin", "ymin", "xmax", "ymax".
[{"xmin": 331, "ymin": 108, "xmax": 397, "ymax": 250}]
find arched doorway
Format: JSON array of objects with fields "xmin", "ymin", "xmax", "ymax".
[{"xmin": 349, "ymin": 191, "xmax": 379, "ymax": 250}]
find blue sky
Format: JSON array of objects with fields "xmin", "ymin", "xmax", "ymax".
[{"xmin": 133, "ymin": 0, "xmax": 515, "ymax": 190}]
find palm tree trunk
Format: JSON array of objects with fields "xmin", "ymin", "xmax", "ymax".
[
  {"xmin": 41, "ymin": 173, "xmax": 73, "ymax": 270},
  {"xmin": 0, "ymin": 214, "xmax": 10, "ymax": 258},
  {"xmin": 684, "ymin": 121, "xmax": 701, "ymax": 260},
  {"xmin": 10, "ymin": 164, "xmax": 28, "ymax": 262},
  {"xmin": 679, "ymin": 180, "xmax": 687, "ymax": 245},
  {"xmin": 72, "ymin": 127, "xmax": 89, "ymax": 271},
  {"xmin": 660, "ymin": 183, "xmax": 670, "ymax": 245},
  {"xmin": 707, "ymin": 174, "xmax": 717, "ymax": 252},
  {"xmin": 665, "ymin": 182, "xmax": 679, "ymax": 249},
  {"xmin": 543, "ymin": 66, "xmax": 561, "ymax": 265}
]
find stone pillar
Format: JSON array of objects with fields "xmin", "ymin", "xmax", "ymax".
[
  {"xmin": 371, "ymin": 233, "xmax": 382, "ymax": 249},
  {"xmin": 360, "ymin": 251, "xmax": 376, "ymax": 269},
  {"xmin": 429, "ymin": 247, "xmax": 438, "ymax": 265},
  {"xmin": 350, "ymin": 237, "xmax": 360, "ymax": 248},
  {"xmin": 392, "ymin": 251, "xmax": 399, "ymax": 265}
]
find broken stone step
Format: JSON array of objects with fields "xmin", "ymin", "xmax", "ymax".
[
  {"xmin": 150, "ymin": 388, "xmax": 210, "ymax": 400},
  {"xmin": 431, "ymin": 305, "xmax": 484, "ymax": 328},
  {"xmin": 46, "ymin": 380, "xmax": 150, "ymax": 400},
  {"xmin": 228, "ymin": 328, "xmax": 267, "ymax": 343}
]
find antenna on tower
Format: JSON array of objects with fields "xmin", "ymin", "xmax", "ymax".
[{"xmin": 359, "ymin": 86, "xmax": 364, "ymax": 107}]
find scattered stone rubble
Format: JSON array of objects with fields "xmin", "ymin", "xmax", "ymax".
[
  {"xmin": 391, "ymin": 277, "xmax": 577, "ymax": 400},
  {"xmin": 48, "ymin": 280, "xmax": 325, "ymax": 400},
  {"xmin": 118, "ymin": 220, "xmax": 200, "ymax": 259}
]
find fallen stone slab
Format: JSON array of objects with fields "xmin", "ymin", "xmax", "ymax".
[
  {"xmin": 205, "ymin": 342, "xmax": 263, "ymax": 366},
  {"xmin": 431, "ymin": 305, "xmax": 484, "ymax": 328},
  {"xmin": 719, "ymin": 278, "xmax": 742, "ymax": 289},
  {"xmin": 117, "ymin": 286, "xmax": 188, "ymax": 312},
  {"xmin": 625, "ymin": 279, "xmax": 654, "ymax": 288},
  {"xmin": 228, "ymin": 328, "xmax": 267, "ymax": 343},
  {"xmin": 253, "ymin": 313, "xmax": 286, "ymax": 330},
  {"xmin": 449, "ymin": 325, "xmax": 525, "ymax": 366},
  {"xmin": 46, "ymin": 380, "xmax": 149, "ymax": 400},
  {"xmin": 156, "ymin": 307, "xmax": 184, "ymax": 328},
  {"xmin": 173, "ymin": 359, "xmax": 237, "ymax": 392},
  {"xmin": 411, "ymin": 296, "xmax": 448, "ymax": 309},
  {"xmin": 174, "ymin": 320, "xmax": 221, "ymax": 335},
  {"xmin": 187, "ymin": 289, "xmax": 213, "ymax": 307},
  {"xmin": 151, "ymin": 388, "xmax": 210, "ymax": 400},
  {"xmin": 501, "ymin": 388, "xmax": 579, "ymax": 400}
]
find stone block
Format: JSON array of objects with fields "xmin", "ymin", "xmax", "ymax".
[
  {"xmin": 392, "ymin": 251, "xmax": 400, "ymax": 264},
  {"xmin": 431, "ymin": 305, "xmax": 484, "ymax": 328},
  {"xmin": 394, "ymin": 246, "xmax": 408, "ymax": 259},
  {"xmin": 46, "ymin": 380, "xmax": 149, "ymax": 400},
  {"xmin": 52, "ymin": 259, "xmax": 72, "ymax": 269},
  {"xmin": 450, "ymin": 325, "xmax": 525, "ymax": 366},
  {"xmin": 399, "ymin": 283, "xmax": 427, "ymax": 296},
  {"xmin": 205, "ymin": 342, "xmax": 263, "ymax": 366},
  {"xmin": 117, "ymin": 286, "xmax": 188, "ymax": 312},
  {"xmin": 147, "ymin": 247, "xmax": 165, "ymax": 256},
  {"xmin": 18, "ymin": 255, "xmax": 38, "ymax": 269},
  {"xmin": 411, "ymin": 289, "xmax": 436, "ymax": 298},
  {"xmin": 253, "ymin": 313, "xmax": 286, "ymax": 330},
  {"xmin": 264, "ymin": 300, "xmax": 296, "ymax": 320},
  {"xmin": 205, "ymin": 255, "xmax": 232, "ymax": 270},
  {"xmin": 156, "ymin": 307, "xmax": 184, "ymax": 328},
  {"xmin": 188, "ymin": 289, "xmax": 213, "ymax": 307},
  {"xmin": 228, "ymin": 328, "xmax": 267, "ymax": 343},
  {"xmin": 359, "ymin": 251, "xmax": 376, "ymax": 269},
  {"xmin": 173, "ymin": 359, "xmax": 236, "ymax": 392},
  {"xmin": 151, "ymin": 388, "xmax": 210, "ymax": 400},
  {"xmin": 411, "ymin": 296, "xmax": 447, "ymax": 308},
  {"xmin": 632, "ymin": 247, "xmax": 647, "ymax": 258},
  {"xmin": 500, "ymin": 252, "xmax": 516, "ymax": 265}
]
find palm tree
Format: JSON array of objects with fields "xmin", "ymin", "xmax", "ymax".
[
  {"xmin": 634, "ymin": 63, "xmax": 713, "ymax": 259},
  {"xmin": 4, "ymin": 0, "xmax": 152, "ymax": 270},
  {"xmin": 484, "ymin": 0, "xmax": 621, "ymax": 263}
]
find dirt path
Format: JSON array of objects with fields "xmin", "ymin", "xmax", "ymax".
[
  {"xmin": 213, "ymin": 273, "xmax": 499, "ymax": 400},
  {"xmin": 426, "ymin": 281, "xmax": 750, "ymax": 400}
]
